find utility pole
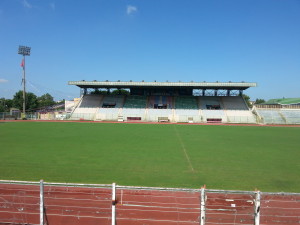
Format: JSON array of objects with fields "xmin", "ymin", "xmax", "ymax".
[{"xmin": 18, "ymin": 45, "xmax": 31, "ymax": 118}]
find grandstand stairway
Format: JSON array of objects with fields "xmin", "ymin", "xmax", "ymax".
[{"xmin": 70, "ymin": 95, "xmax": 103, "ymax": 120}]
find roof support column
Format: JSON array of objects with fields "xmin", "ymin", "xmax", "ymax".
[{"xmin": 80, "ymin": 88, "xmax": 87, "ymax": 97}]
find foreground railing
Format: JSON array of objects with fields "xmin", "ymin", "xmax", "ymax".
[{"xmin": 0, "ymin": 180, "xmax": 299, "ymax": 225}]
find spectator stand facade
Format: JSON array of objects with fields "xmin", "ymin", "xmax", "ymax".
[
  {"xmin": 254, "ymin": 98, "xmax": 300, "ymax": 125},
  {"xmin": 68, "ymin": 80, "xmax": 257, "ymax": 124}
]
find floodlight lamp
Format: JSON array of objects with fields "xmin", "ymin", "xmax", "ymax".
[{"xmin": 18, "ymin": 45, "xmax": 31, "ymax": 56}]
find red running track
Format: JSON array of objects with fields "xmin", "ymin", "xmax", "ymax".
[
  {"xmin": 116, "ymin": 188, "xmax": 201, "ymax": 225},
  {"xmin": 0, "ymin": 183, "xmax": 299, "ymax": 225},
  {"xmin": 1, "ymin": 119, "xmax": 300, "ymax": 127}
]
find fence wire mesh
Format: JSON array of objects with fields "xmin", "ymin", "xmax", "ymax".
[{"xmin": 0, "ymin": 180, "xmax": 299, "ymax": 225}]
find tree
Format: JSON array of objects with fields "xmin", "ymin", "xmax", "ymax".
[
  {"xmin": 0, "ymin": 98, "xmax": 13, "ymax": 112},
  {"xmin": 90, "ymin": 89, "xmax": 108, "ymax": 95},
  {"xmin": 12, "ymin": 90, "xmax": 38, "ymax": 111},
  {"xmin": 242, "ymin": 94, "xmax": 252, "ymax": 108},
  {"xmin": 5, "ymin": 99, "xmax": 13, "ymax": 109},
  {"xmin": 111, "ymin": 89, "xmax": 130, "ymax": 95},
  {"xmin": 0, "ymin": 98, "xmax": 5, "ymax": 112},
  {"xmin": 90, "ymin": 89, "xmax": 130, "ymax": 95},
  {"xmin": 38, "ymin": 93, "xmax": 55, "ymax": 108},
  {"xmin": 255, "ymin": 98, "xmax": 265, "ymax": 104},
  {"xmin": 56, "ymin": 99, "xmax": 65, "ymax": 105}
]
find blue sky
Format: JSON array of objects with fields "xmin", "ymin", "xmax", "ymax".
[{"xmin": 0, "ymin": 0, "xmax": 299, "ymax": 101}]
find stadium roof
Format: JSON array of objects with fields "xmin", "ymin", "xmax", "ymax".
[
  {"xmin": 264, "ymin": 98, "xmax": 300, "ymax": 105},
  {"xmin": 69, "ymin": 80, "xmax": 257, "ymax": 90}
]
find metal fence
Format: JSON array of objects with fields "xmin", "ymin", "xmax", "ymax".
[
  {"xmin": 0, "ymin": 112, "xmax": 20, "ymax": 120},
  {"xmin": 0, "ymin": 112, "xmax": 69, "ymax": 120},
  {"xmin": 0, "ymin": 180, "xmax": 299, "ymax": 225}
]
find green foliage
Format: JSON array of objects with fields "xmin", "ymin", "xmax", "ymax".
[
  {"xmin": 90, "ymin": 89, "xmax": 130, "ymax": 95},
  {"xmin": 90, "ymin": 89, "xmax": 108, "ymax": 95},
  {"xmin": 56, "ymin": 99, "xmax": 65, "ymax": 105},
  {"xmin": 242, "ymin": 94, "xmax": 251, "ymax": 108},
  {"xmin": 0, "ymin": 99, "xmax": 5, "ymax": 112},
  {"xmin": 255, "ymin": 98, "xmax": 266, "ymax": 104},
  {"xmin": 37, "ymin": 93, "xmax": 55, "ymax": 108},
  {"xmin": 5, "ymin": 99, "xmax": 13, "ymax": 109},
  {"xmin": 12, "ymin": 90, "xmax": 38, "ymax": 111},
  {"xmin": 0, "ymin": 98, "xmax": 12, "ymax": 112},
  {"xmin": 111, "ymin": 89, "xmax": 130, "ymax": 95},
  {"xmin": 1, "ymin": 122, "xmax": 299, "ymax": 192},
  {"xmin": 3, "ymin": 91, "xmax": 56, "ymax": 112}
]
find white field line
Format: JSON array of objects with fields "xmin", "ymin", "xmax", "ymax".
[
  {"xmin": 0, "ymin": 201, "xmax": 111, "ymax": 211},
  {"xmin": 121, "ymin": 200, "xmax": 199, "ymax": 208},
  {"xmin": 121, "ymin": 203, "xmax": 200, "ymax": 210},
  {"xmin": 0, "ymin": 193, "xmax": 111, "ymax": 203},
  {"xmin": 173, "ymin": 125, "xmax": 195, "ymax": 172},
  {"xmin": 0, "ymin": 211, "xmax": 199, "ymax": 224},
  {"xmin": 118, "ymin": 208, "xmax": 199, "ymax": 215},
  {"xmin": 0, "ymin": 210, "xmax": 111, "ymax": 219},
  {"xmin": 117, "ymin": 216, "xmax": 199, "ymax": 224},
  {"xmin": 121, "ymin": 194, "xmax": 199, "ymax": 200},
  {"xmin": 206, "ymin": 223, "xmax": 253, "ymax": 225}
]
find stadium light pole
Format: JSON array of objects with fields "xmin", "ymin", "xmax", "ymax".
[{"xmin": 18, "ymin": 45, "xmax": 31, "ymax": 117}]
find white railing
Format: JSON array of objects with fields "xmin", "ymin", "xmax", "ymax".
[{"xmin": 0, "ymin": 180, "xmax": 299, "ymax": 225}]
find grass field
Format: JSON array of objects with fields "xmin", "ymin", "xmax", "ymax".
[{"xmin": 0, "ymin": 121, "xmax": 299, "ymax": 192}]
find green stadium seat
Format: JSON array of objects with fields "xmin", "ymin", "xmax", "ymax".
[
  {"xmin": 175, "ymin": 96, "xmax": 198, "ymax": 109},
  {"xmin": 123, "ymin": 96, "xmax": 147, "ymax": 108}
]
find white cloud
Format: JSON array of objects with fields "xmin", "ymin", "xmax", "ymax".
[
  {"xmin": 127, "ymin": 5, "xmax": 137, "ymax": 15},
  {"xmin": 0, "ymin": 79, "xmax": 8, "ymax": 83},
  {"xmin": 23, "ymin": 0, "xmax": 32, "ymax": 9},
  {"xmin": 50, "ymin": 2, "xmax": 55, "ymax": 11}
]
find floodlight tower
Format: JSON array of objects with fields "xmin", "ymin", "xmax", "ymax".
[{"xmin": 18, "ymin": 45, "xmax": 31, "ymax": 116}]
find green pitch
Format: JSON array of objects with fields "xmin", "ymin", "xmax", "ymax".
[{"xmin": 1, "ymin": 122, "xmax": 299, "ymax": 192}]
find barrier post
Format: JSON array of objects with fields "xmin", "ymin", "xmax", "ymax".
[
  {"xmin": 40, "ymin": 179, "xmax": 44, "ymax": 225},
  {"xmin": 254, "ymin": 191, "xmax": 261, "ymax": 225},
  {"xmin": 112, "ymin": 183, "xmax": 116, "ymax": 225},
  {"xmin": 200, "ymin": 186, "xmax": 206, "ymax": 225}
]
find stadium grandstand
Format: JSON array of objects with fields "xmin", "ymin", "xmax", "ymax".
[
  {"xmin": 254, "ymin": 98, "xmax": 300, "ymax": 124},
  {"xmin": 68, "ymin": 80, "xmax": 260, "ymax": 123}
]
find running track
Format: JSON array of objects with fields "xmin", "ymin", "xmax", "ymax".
[
  {"xmin": 1, "ymin": 119, "xmax": 300, "ymax": 127},
  {"xmin": 0, "ymin": 182, "xmax": 299, "ymax": 225}
]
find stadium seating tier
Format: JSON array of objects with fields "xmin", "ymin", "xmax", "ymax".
[{"xmin": 70, "ymin": 94, "xmax": 259, "ymax": 124}]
